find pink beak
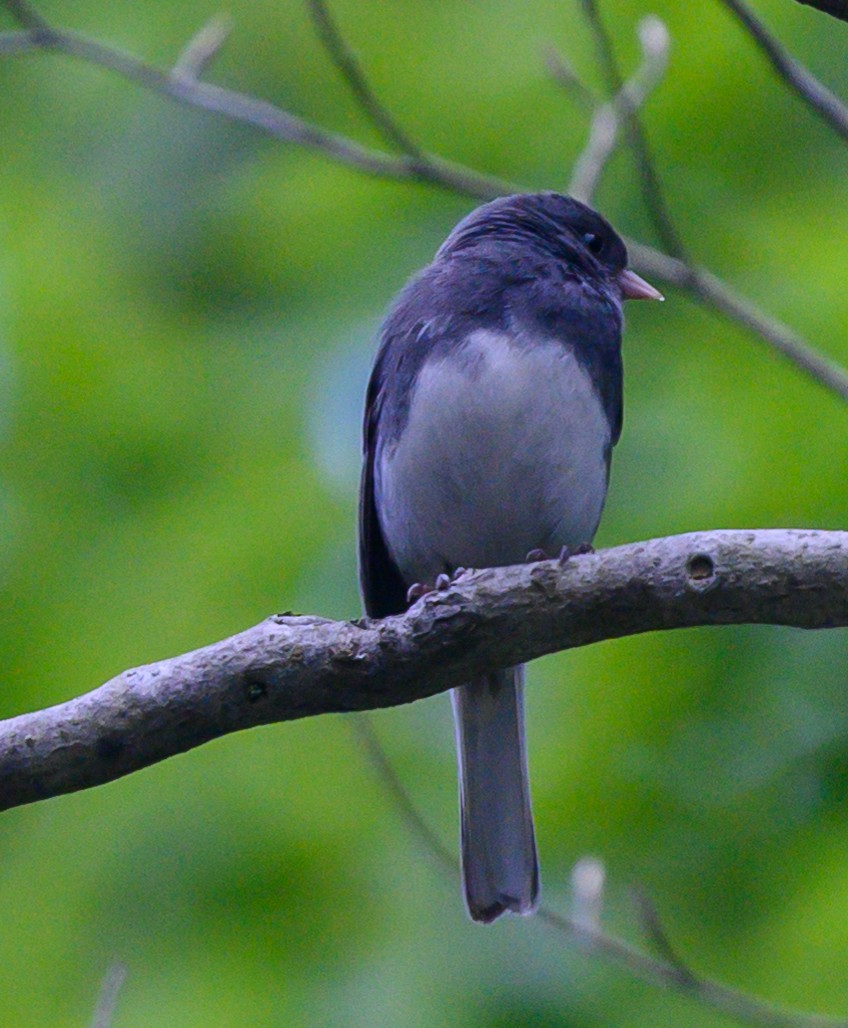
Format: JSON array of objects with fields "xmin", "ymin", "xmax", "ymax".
[{"xmin": 617, "ymin": 268, "xmax": 664, "ymax": 301}]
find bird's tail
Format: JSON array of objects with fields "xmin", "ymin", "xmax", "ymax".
[{"xmin": 451, "ymin": 667, "xmax": 539, "ymax": 923}]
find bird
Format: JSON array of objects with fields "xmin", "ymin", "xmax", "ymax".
[{"xmin": 358, "ymin": 191, "xmax": 663, "ymax": 924}]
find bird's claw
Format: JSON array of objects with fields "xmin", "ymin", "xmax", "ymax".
[
  {"xmin": 406, "ymin": 582, "xmax": 429, "ymax": 604},
  {"xmin": 406, "ymin": 572, "xmax": 454, "ymax": 606}
]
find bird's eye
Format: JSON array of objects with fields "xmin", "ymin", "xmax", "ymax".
[{"xmin": 583, "ymin": 232, "xmax": 604, "ymax": 256}]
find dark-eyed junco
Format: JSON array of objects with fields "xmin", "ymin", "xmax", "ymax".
[{"xmin": 359, "ymin": 192, "xmax": 662, "ymax": 923}]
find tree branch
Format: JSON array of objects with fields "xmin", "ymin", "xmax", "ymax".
[
  {"xmin": 0, "ymin": 16, "xmax": 516, "ymax": 196},
  {"xmin": 568, "ymin": 15, "xmax": 670, "ymax": 204},
  {"xmin": 2, "ymin": 7, "xmax": 847, "ymax": 404},
  {"xmin": 544, "ymin": 47, "xmax": 598, "ymax": 111},
  {"xmin": 794, "ymin": 0, "xmax": 848, "ymax": 22},
  {"xmin": 579, "ymin": 0, "xmax": 690, "ymax": 261},
  {"xmin": 719, "ymin": 0, "xmax": 848, "ymax": 141},
  {"xmin": 570, "ymin": 0, "xmax": 848, "ymax": 401},
  {"xmin": 358, "ymin": 715, "xmax": 848, "ymax": 1028},
  {"xmin": 537, "ymin": 900, "xmax": 847, "ymax": 1028},
  {"xmin": 627, "ymin": 242, "xmax": 848, "ymax": 402},
  {"xmin": 172, "ymin": 14, "xmax": 232, "ymax": 82},
  {"xmin": 1, "ymin": 529, "xmax": 846, "ymax": 813},
  {"xmin": 304, "ymin": 0, "xmax": 425, "ymax": 158}
]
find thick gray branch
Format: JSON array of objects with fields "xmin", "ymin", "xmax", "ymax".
[{"xmin": 1, "ymin": 529, "xmax": 846, "ymax": 813}]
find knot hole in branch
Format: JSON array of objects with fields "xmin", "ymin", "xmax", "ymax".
[
  {"xmin": 245, "ymin": 677, "xmax": 269, "ymax": 703},
  {"xmin": 686, "ymin": 553, "xmax": 715, "ymax": 586}
]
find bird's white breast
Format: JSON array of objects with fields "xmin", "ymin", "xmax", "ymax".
[{"xmin": 376, "ymin": 329, "xmax": 611, "ymax": 583}]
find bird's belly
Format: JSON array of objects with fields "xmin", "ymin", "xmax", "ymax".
[{"xmin": 376, "ymin": 331, "xmax": 612, "ymax": 583}]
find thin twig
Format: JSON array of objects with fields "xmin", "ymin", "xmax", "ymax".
[
  {"xmin": 0, "ymin": 21, "xmax": 516, "ymax": 196},
  {"xmin": 629, "ymin": 241, "xmax": 848, "ymax": 402},
  {"xmin": 351, "ymin": 714, "xmax": 457, "ymax": 874},
  {"xmin": 172, "ymin": 14, "xmax": 232, "ymax": 82},
  {"xmin": 0, "ymin": 14, "xmax": 846, "ymax": 405},
  {"xmin": 569, "ymin": 15, "xmax": 670, "ymax": 203},
  {"xmin": 580, "ymin": 0, "xmax": 689, "ymax": 260},
  {"xmin": 537, "ymin": 902, "xmax": 846, "ymax": 1028},
  {"xmin": 90, "ymin": 962, "xmax": 127, "ymax": 1028},
  {"xmin": 305, "ymin": 0, "xmax": 424, "ymax": 158},
  {"xmin": 2, "ymin": 0, "xmax": 49, "ymax": 34},
  {"xmin": 630, "ymin": 885, "xmax": 699, "ymax": 985},
  {"xmin": 572, "ymin": 0, "xmax": 848, "ymax": 402},
  {"xmin": 543, "ymin": 47, "xmax": 597, "ymax": 111},
  {"xmin": 357, "ymin": 717, "xmax": 847, "ymax": 1027},
  {"xmin": 719, "ymin": 0, "xmax": 848, "ymax": 142},
  {"xmin": 570, "ymin": 856, "xmax": 606, "ymax": 930}
]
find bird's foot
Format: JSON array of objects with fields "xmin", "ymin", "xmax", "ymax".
[
  {"xmin": 406, "ymin": 570, "xmax": 462, "ymax": 606},
  {"xmin": 406, "ymin": 582, "xmax": 430, "ymax": 604},
  {"xmin": 525, "ymin": 548, "xmax": 548, "ymax": 563},
  {"xmin": 558, "ymin": 541, "xmax": 595, "ymax": 565}
]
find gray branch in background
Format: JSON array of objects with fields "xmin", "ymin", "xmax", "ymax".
[
  {"xmin": 304, "ymin": 0, "xmax": 426, "ymax": 158},
  {"xmin": 568, "ymin": 15, "xmax": 670, "ymax": 204},
  {"xmin": 579, "ymin": 0, "xmax": 690, "ymax": 261},
  {"xmin": 721, "ymin": 0, "xmax": 848, "ymax": 139},
  {"xmin": 1, "ymin": 4, "xmax": 848, "ymax": 402},
  {"xmin": 628, "ymin": 241, "xmax": 848, "ymax": 402},
  {"xmin": 2, "ymin": 529, "xmax": 846, "ymax": 814}
]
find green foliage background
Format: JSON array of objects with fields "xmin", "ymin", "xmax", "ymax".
[{"xmin": 1, "ymin": 1, "xmax": 847, "ymax": 1024}]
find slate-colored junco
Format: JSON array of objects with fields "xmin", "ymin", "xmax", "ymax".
[{"xmin": 359, "ymin": 192, "xmax": 662, "ymax": 923}]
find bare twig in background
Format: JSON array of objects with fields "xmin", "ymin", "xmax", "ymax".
[
  {"xmin": 1, "ymin": 3, "xmax": 847, "ymax": 404},
  {"xmin": 90, "ymin": 962, "xmax": 127, "ymax": 1028},
  {"xmin": 305, "ymin": 0, "xmax": 425, "ymax": 158},
  {"xmin": 0, "ymin": 5, "xmax": 515, "ymax": 195},
  {"xmin": 719, "ymin": 0, "xmax": 848, "ymax": 141},
  {"xmin": 568, "ymin": 15, "xmax": 670, "ymax": 204},
  {"xmin": 2, "ymin": 0, "xmax": 47, "ymax": 33},
  {"xmin": 570, "ymin": 856, "xmax": 606, "ymax": 930},
  {"xmin": 571, "ymin": 0, "xmax": 848, "ymax": 401},
  {"xmin": 538, "ymin": 899, "xmax": 844, "ymax": 1028},
  {"xmin": 543, "ymin": 47, "xmax": 597, "ymax": 111},
  {"xmin": 628, "ymin": 242, "xmax": 848, "ymax": 402},
  {"xmin": 630, "ymin": 886, "xmax": 699, "ymax": 986},
  {"xmin": 351, "ymin": 714, "xmax": 457, "ymax": 874},
  {"xmin": 794, "ymin": 0, "xmax": 848, "ymax": 27},
  {"xmin": 579, "ymin": 0, "xmax": 689, "ymax": 260},
  {"xmin": 358, "ymin": 715, "xmax": 847, "ymax": 1027},
  {"xmin": 172, "ymin": 14, "xmax": 232, "ymax": 82}
]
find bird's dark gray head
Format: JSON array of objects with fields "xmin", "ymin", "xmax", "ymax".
[{"xmin": 435, "ymin": 192, "xmax": 662, "ymax": 302}]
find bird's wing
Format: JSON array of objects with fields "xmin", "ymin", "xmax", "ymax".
[{"xmin": 358, "ymin": 346, "xmax": 409, "ymax": 618}]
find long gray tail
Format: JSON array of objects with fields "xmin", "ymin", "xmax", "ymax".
[{"xmin": 451, "ymin": 666, "xmax": 539, "ymax": 923}]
